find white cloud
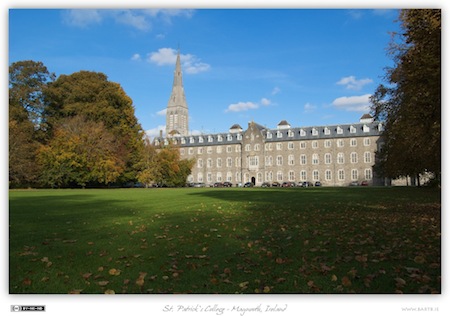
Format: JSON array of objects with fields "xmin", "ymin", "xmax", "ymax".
[
  {"xmin": 131, "ymin": 53, "xmax": 141, "ymax": 61},
  {"xmin": 271, "ymin": 87, "xmax": 281, "ymax": 95},
  {"xmin": 62, "ymin": 9, "xmax": 103, "ymax": 28},
  {"xmin": 304, "ymin": 102, "xmax": 317, "ymax": 113},
  {"xmin": 148, "ymin": 48, "xmax": 211, "ymax": 74},
  {"xmin": 332, "ymin": 94, "xmax": 372, "ymax": 112},
  {"xmin": 63, "ymin": 9, "xmax": 194, "ymax": 31},
  {"xmin": 145, "ymin": 125, "xmax": 166, "ymax": 139},
  {"xmin": 260, "ymin": 98, "xmax": 271, "ymax": 106},
  {"xmin": 225, "ymin": 101, "xmax": 259, "ymax": 113},
  {"xmin": 156, "ymin": 109, "xmax": 167, "ymax": 116},
  {"xmin": 337, "ymin": 76, "xmax": 373, "ymax": 90}
]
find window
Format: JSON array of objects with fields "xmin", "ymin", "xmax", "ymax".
[
  {"xmin": 337, "ymin": 139, "xmax": 344, "ymax": 147},
  {"xmin": 325, "ymin": 169, "xmax": 332, "ymax": 181},
  {"xmin": 313, "ymin": 170, "xmax": 319, "ymax": 181},
  {"xmin": 266, "ymin": 171, "xmax": 273, "ymax": 182},
  {"xmin": 217, "ymin": 158, "xmax": 222, "ymax": 168},
  {"xmin": 235, "ymin": 145, "xmax": 241, "ymax": 152},
  {"xmin": 216, "ymin": 146, "xmax": 222, "ymax": 154},
  {"xmin": 300, "ymin": 154, "xmax": 307, "ymax": 165},
  {"xmin": 257, "ymin": 173, "xmax": 263, "ymax": 183},
  {"xmin": 265, "ymin": 156, "xmax": 273, "ymax": 166},
  {"xmin": 181, "ymin": 138, "xmax": 186, "ymax": 144},
  {"xmin": 350, "ymin": 138, "xmax": 357, "ymax": 147},
  {"xmin": 277, "ymin": 131, "xmax": 283, "ymax": 138},
  {"xmin": 197, "ymin": 159, "xmax": 203, "ymax": 168},
  {"xmin": 312, "ymin": 128, "xmax": 319, "ymax": 136},
  {"xmin": 237, "ymin": 134, "xmax": 242, "ymax": 140},
  {"xmin": 249, "ymin": 156, "xmax": 259, "ymax": 168},
  {"xmin": 227, "ymin": 134, "xmax": 233, "ymax": 141},
  {"xmin": 189, "ymin": 148, "xmax": 194, "ymax": 155},
  {"xmin": 245, "ymin": 144, "xmax": 251, "ymax": 152},
  {"xmin": 325, "ymin": 153, "xmax": 332, "ymax": 164},
  {"xmin": 216, "ymin": 172, "xmax": 222, "ymax": 182},
  {"xmin": 288, "ymin": 130, "xmax": 294, "ymax": 137},
  {"xmin": 207, "ymin": 147, "xmax": 212, "ymax": 154},
  {"xmin": 198, "ymin": 148, "xmax": 204, "ymax": 154},
  {"xmin": 207, "ymin": 158, "xmax": 212, "ymax": 168},
  {"xmin": 208, "ymin": 135, "xmax": 213, "ymax": 142},
  {"xmin": 364, "ymin": 138, "xmax": 371, "ymax": 146},
  {"xmin": 197, "ymin": 173, "xmax": 203, "ymax": 182},
  {"xmin": 324, "ymin": 140, "xmax": 331, "ymax": 148},
  {"xmin": 288, "ymin": 154, "xmax": 295, "ymax": 165},
  {"xmin": 277, "ymin": 171, "xmax": 283, "ymax": 181},
  {"xmin": 227, "ymin": 157, "xmax": 232, "ymax": 167},
  {"xmin": 337, "ymin": 126, "xmax": 343, "ymax": 134},
  {"xmin": 227, "ymin": 172, "xmax": 232, "ymax": 182},
  {"xmin": 276, "ymin": 155, "xmax": 283, "ymax": 166},
  {"xmin": 267, "ymin": 132, "xmax": 272, "ymax": 139},
  {"xmin": 365, "ymin": 168, "xmax": 373, "ymax": 180},
  {"xmin": 254, "ymin": 144, "xmax": 260, "ymax": 151},
  {"xmin": 351, "ymin": 152, "xmax": 358, "ymax": 164},
  {"xmin": 300, "ymin": 141, "xmax": 306, "ymax": 149},
  {"xmin": 180, "ymin": 148, "xmax": 185, "ymax": 155},
  {"xmin": 350, "ymin": 125, "xmax": 356, "ymax": 133},
  {"xmin": 288, "ymin": 170, "xmax": 295, "ymax": 181},
  {"xmin": 288, "ymin": 142, "xmax": 294, "ymax": 150},
  {"xmin": 312, "ymin": 141, "xmax": 318, "ymax": 148},
  {"xmin": 324, "ymin": 127, "xmax": 331, "ymax": 135},
  {"xmin": 227, "ymin": 146, "xmax": 232, "ymax": 153},
  {"xmin": 235, "ymin": 157, "xmax": 241, "ymax": 167},
  {"xmin": 363, "ymin": 125, "xmax": 370, "ymax": 133},
  {"xmin": 276, "ymin": 143, "xmax": 282, "ymax": 151},
  {"xmin": 207, "ymin": 173, "xmax": 212, "ymax": 183},
  {"xmin": 199, "ymin": 136, "xmax": 204, "ymax": 143},
  {"xmin": 300, "ymin": 129, "xmax": 306, "ymax": 136},
  {"xmin": 338, "ymin": 169, "xmax": 345, "ymax": 181},
  {"xmin": 337, "ymin": 152, "xmax": 344, "ymax": 164},
  {"xmin": 351, "ymin": 169, "xmax": 358, "ymax": 181},
  {"xmin": 190, "ymin": 137, "xmax": 195, "ymax": 144},
  {"xmin": 300, "ymin": 170, "xmax": 307, "ymax": 181},
  {"xmin": 312, "ymin": 153, "xmax": 319, "ymax": 165},
  {"xmin": 217, "ymin": 135, "xmax": 223, "ymax": 142},
  {"xmin": 265, "ymin": 143, "xmax": 273, "ymax": 151},
  {"xmin": 364, "ymin": 152, "xmax": 372, "ymax": 163}
]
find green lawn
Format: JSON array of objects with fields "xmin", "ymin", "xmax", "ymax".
[{"xmin": 9, "ymin": 186, "xmax": 441, "ymax": 294}]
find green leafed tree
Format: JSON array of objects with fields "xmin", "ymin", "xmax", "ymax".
[
  {"xmin": 38, "ymin": 116, "xmax": 125, "ymax": 188},
  {"xmin": 9, "ymin": 60, "xmax": 55, "ymax": 186},
  {"xmin": 370, "ymin": 9, "xmax": 441, "ymax": 182},
  {"xmin": 43, "ymin": 71, "xmax": 145, "ymax": 184}
]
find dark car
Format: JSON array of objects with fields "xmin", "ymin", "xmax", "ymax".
[
  {"xmin": 360, "ymin": 180, "xmax": 369, "ymax": 186},
  {"xmin": 243, "ymin": 182, "xmax": 254, "ymax": 187},
  {"xmin": 213, "ymin": 182, "xmax": 224, "ymax": 187},
  {"xmin": 314, "ymin": 181, "xmax": 322, "ymax": 187},
  {"xmin": 271, "ymin": 182, "xmax": 280, "ymax": 187},
  {"xmin": 302, "ymin": 181, "xmax": 313, "ymax": 187},
  {"xmin": 223, "ymin": 181, "xmax": 233, "ymax": 187},
  {"xmin": 261, "ymin": 182, "xmax": 271, "ymax": 188}
]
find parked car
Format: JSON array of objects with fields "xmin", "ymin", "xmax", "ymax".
[
  {"xmin": 192, "ymin": 182, "xmax": 205, "ymax": 188},
  {"xmin": 314, "ymin": 181, "xmax": 322, "ymax": 187},
  {"xmin": 271, "ymin": 182, "xmax": 280, "ymax": 187},
  {"xmin": 213, "ymin": 182, "xmax": 224, "ymax": 187},
  {"xmin": 243, "ymin": 182, "xmax": 254, "ymax": 187},
  {"xmin": 223, "ymin": 181, "xmax": 233, "ymax": 187},
  {"xmin": 302, "ymin": 181, "xmax": 313, "ymax": 187},
  {"xmin": 360, "ymin": 180, "xmax": 369, "ymax": 186},
  {"xmin": 261, "ymin": 182, "xmax": 271, "ymax": 188},
  {"xmin": 350, "ymin": 181, "xmax": 359, "ymax": 186}
]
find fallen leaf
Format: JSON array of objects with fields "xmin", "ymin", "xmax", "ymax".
[
  {"xmin": 109, "ymin": 268, "xmax": 121, "ymax": 276},
  {"xmin": 22, "ymin": 278, "xmax": 32, "ymax": 286},
  {"xmin": 82, "ymin": 273, "xmax": 93, "ymax": 280},
  {"xmin": 263, "ymin": 286, "xmax": 271, "ymax": 293},
  {"xmin": 104, "ymin": 289, "xmax": 115, "ymax": 294},
  {"xmin": 69, "ymin": 289, "xmax": 83, "ymax": 294},
  {"xmin": 98, "ymin": 281, "xmax": 109, "ymax": 286},
  {"xmin": 342, "ymin": 276, "xmax": 352, "ymax": 287},
  {"xmin": 414, "ymin": 256, "xmax": 426, "ymax": 264},
  {"xmin": 331, "ymin": 275, "xmax": 338, "ymax": 282}
]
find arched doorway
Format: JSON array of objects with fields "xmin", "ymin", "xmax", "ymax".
[{"xmin": 251, "ymin": 176, "xmax": 256, "ymax": 186}]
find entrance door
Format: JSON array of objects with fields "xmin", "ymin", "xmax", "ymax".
[{"xmin": 251, "ymin": 176, "xmax": 256, "ymax": 186}]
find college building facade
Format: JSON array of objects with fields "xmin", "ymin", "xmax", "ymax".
[{"xmin": 154, "ymin": 51, "xmax": 385, "ymax": 187}]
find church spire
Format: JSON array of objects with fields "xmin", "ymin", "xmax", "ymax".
[{"xmin": 166, "ymin": 49, "xmax": 189, "ymax": 136}]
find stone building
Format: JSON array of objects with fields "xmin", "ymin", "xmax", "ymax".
[{"xmin": 156, "ymin": 51, "xmax": 384, "ymax": 186}]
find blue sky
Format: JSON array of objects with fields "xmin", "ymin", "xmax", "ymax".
[{"xmin": 9, "ymin": 8, "xmax": 401, "ymax": 138}]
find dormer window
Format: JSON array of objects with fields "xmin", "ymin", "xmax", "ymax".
[
  {"xmin": 350, "ymin": 125, "xmax": 356, "ymax": 133},
  {"xmin": 217, "ymin": 135, "xmax": 223, "ymax": 142},
  {"xmin": 190, "ymin": 137, "xmax": 195, "ymax": 144},
  {"xmin": 363, "ymin": 124, "xmax": 370, "ymax": 133},
  {"xmin": 337, "ymin": 126, "xmax": 343, "ymax": 134},
  {"xmin": 267, "ymin": 132, "xmax": 272, "ymax": 139},
  {"xmin": 181, "ymin": 137, "xmax": 186, "ymax": 144},
  {"xmin": 300, "ymin": 129, "xmax": 306, "ymax": 137},
  {"xmin": 312, "ymin": 128, "xmax": 318, "ymax": 136},
  {"xmin": 227, "ymin": 134, "xmax": 232, "ymax": 141},
  {"xmin": 208, "ymin": 135, "xmax": 213, "ymax": 142},
  {"xmin": 237, "ymin": 134, "xmax": 242, "ymax": 140},
  {"xmin": 199, "ymin": 136, "xmax": 204, "ymax": 143},
  {"xmin": 324, "ymin": 127, "xmax": 330, "ymax": 135},
  {"xmin": 288, "ymin": 130, "xmax": 294, "ymax": 137},
  {"xmin": 277, "ymin": 131, "xmax": 283, "ymax": 138}
]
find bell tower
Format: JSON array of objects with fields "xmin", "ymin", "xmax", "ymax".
[{"xmin": 166, "ymin": 49, "xmax": 189, "ymax": 136}]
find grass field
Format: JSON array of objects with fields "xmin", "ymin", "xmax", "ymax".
[{"xmin": 9, "ymin": 186, "xmax": 441, "ymax": 294}]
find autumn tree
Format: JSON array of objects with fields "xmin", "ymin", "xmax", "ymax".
[
  {"xmin": 371, "ymin": 9, "xmax": 441, "ymax": 183},
  {"xmin": 9, "ymin": 60, "xmax": 55, "ymax": 186},
  {"xmin": 43, "ymin": 71, "xmax": 145, "ymax": 183},
  {"xmin": 137, "ymin": 140, "xmax": 195, "ymax": 187},
  {"xmin": 38, "ymin": 116, "xmax": 125, "ymax": 188}
]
